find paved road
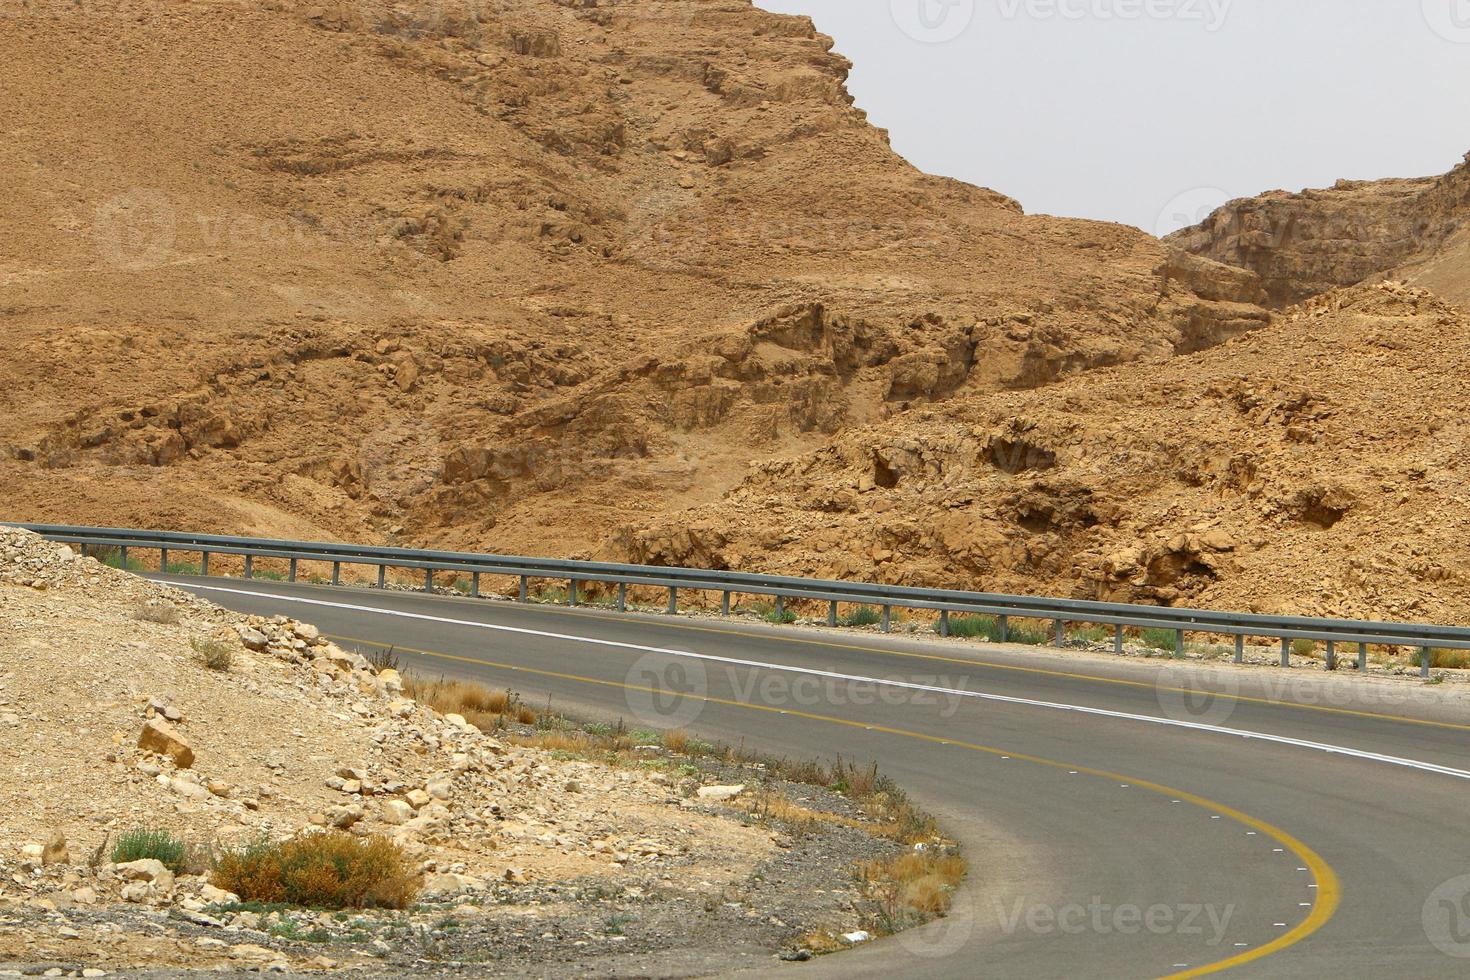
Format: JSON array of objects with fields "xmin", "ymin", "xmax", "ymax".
[{"xmin": 155, "ymin": 576, "xmax": 1470, "ymax": 978}]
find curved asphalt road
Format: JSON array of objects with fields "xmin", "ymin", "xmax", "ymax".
[{"xmin": 153, "ymin": 575, "xmax": 1470, "ymax": 978}]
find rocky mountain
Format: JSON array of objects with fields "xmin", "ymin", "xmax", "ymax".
[
  {"xmin": 0, "ymin": 0, "xmax": 1265, "ymax": 557},
  {"xmin": 1168, "ymin": 153, "xmax": 1470, "ymax": 307}
]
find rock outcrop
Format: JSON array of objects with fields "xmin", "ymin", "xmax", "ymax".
[
  {"xmin": 1169, "ymin": 152, "xmax": 1470, "ymax": 307},
  {"xmin": 615, "ymin": 282, "xmax": 1470, "ymax": 623}
]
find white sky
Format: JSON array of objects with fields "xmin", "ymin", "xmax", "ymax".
[{"xmin": 755, "ymin": 0, "xmax": 1470, "ymax": 235}]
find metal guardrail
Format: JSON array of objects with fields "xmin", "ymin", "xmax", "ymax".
[{"xmin": 14, "ymin": 523, "xmax": 1468, "ymax": 678}]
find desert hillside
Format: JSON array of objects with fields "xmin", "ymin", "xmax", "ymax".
[
  {"xmin": 618, "ymin": 281, "xmax": 1470, "ymax": 622},
  {"xmin": 0, "ymin": 0, "xmax": 1265, "ymax": 556}
]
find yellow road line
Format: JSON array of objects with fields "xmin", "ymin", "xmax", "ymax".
[
  {"xmin": 331, "ymin": 632, "xmax": 1340, "ymax": 978},
  {"xmin": 473, "ymin": 600, "xmax": 1470, "ymax": 734}
]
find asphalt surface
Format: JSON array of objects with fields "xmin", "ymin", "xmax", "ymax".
[{"xmin": 154, "ymin": 575, "xmax": 1470, "ymax": 979}]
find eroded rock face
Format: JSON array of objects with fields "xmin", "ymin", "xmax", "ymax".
[
  {"xmin": 615, "ymin": 283, "xmax": 1470, "ymax": 622},
  {"xmin": 1169, "ymin": 153, "xmax": 1470, "ymax": 307}
]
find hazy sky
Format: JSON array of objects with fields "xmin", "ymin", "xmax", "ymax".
[{"xmin": 756, "ymin": 0, "xmax": 1470, "ymax": 235}]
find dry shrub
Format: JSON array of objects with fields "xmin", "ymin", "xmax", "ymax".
[
  {"xmin": 190, "ymin": 638, "xmax": 234, "ymax": 672},
  {"xmin": 133, "ymin": 601, "xmax": 180, "ymax": 625},
  {"xmin": 211, "ymin": 832, "xmax": 419, "ymax": 910},
  {"xmin": 403, "ymin": 675, "xmax": 525, "ymax": 729},
  {"xmin": 858, "ymin": 848, "xmax": 967, "ymax": 932},
  {"xmin": 661, "ymin": 729, "xmax": 689, "ymax": 754}
]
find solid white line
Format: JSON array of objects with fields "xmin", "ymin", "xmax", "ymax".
[{"xmin": 175, "ymin": 581, "xmax": 1470, "ymax": 783}]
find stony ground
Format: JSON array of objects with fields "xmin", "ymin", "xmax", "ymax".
[{"xmin": 0, "ymin": 528, "xmax": 936, "ymax": 976}]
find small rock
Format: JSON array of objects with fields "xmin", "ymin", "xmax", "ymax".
[
  {"xmin": 236, "ymin": 626, "xmax": 269, "ymax": 651},
  {"xmin": 379, "ymin": 800, "xmax": 414, "ymax": 825},
  {"xmin": 41, "ymin": 831, "xmax": 68, "ymax": 866},
  {"xmin": 138, "ymin": 718, "xmax": 195, "ymax": 769},
  {"xmin": 696, "ymin": 784, "xmax": 745, "ymax": 801}
]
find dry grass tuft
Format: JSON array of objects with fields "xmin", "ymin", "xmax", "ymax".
[
  {"xmin": 211, "ymin": 832, "xmax": 420, "ymax": 909},
  {"xmin": 133, "ymin": 601, "xmax": 180, "ymax": 625},
  {"xmin": 190, "ymin": 637, "xmax": 234, "ymax": 672},
  {"xmin": 403, "ymin": 674, "xmax": 534, "ymax": 730}
]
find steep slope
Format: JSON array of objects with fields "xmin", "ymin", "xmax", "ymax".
[
  {"xmin": 0, "ymin": 0, "xmax": 1265, "ymax": 555},
  {"xmin": 1168, "ymin": 152, "xmax": 1470, "ymax": 307},
  {"xmin": 616, "ymin": 281, "xmax": 1470, "ymax": 623}
]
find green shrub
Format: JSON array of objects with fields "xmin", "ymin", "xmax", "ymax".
[
  {"xmin": 211, "ymin": 832, "xmax": 420, "ymax": 910},
  {"xmin": 1141, "ymin": 628, "xmax": 1178, "ymax": 651},
  {"xmin": 1411, "ymin": 648, "xmax": 1470, "ymax": 670},
  {"xmin": 112, "ymin": 828, "xmax": 187, "ymax": 872},
  {"xmin": 840, "ymin": 606, "xmax": 883, "ymax": 628},
  {"xmin": 944, "ymin": 615, "xmax": 1046, "ymax": 645},
  {"xmin": 753, "ymin": 601, "xmax": 796, "ymax": 625},
  {"xmin": 1291, "ymin": 638, "xmax": 1316, "ymax": 658}
]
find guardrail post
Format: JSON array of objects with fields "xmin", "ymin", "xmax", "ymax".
[
  {"xmin": 569, "ymin": 579, "xmax": 578, "ymax": 606},
  {"xmin": 1054, "ymin": 619, "xmax": 1065, "ymax": 648},
  {"xmin": 519, "ymin": 576, "xmax": 528, "ymax": 602},
  {"xmin": 289, "ymin": 558, "xmax": 298, "ymax": 582},
  {"xmin": 668, "ymin": 588, "xmax": 678, "ymax": 614},
  {"xmin": 1234, "ymin": 634, "xmax": 1244, "ymax": 664},
  {"xmin": 1357, "ymin": 643, "xmax": 1367, "ymax": 672},
  {"xmin": 881, "ymin": 605, "xmax": 891, "ymax": 633},
  {"xmin": 998, "ymin": 614, "xmax": 1008, "ymax": 643},
  {"xmin": 939, "ymin": 610, "xmax": 950, "ymax": 637},
  {"xmin": 1174, "ymin": 629, "xmax": 1184, "ymax": 657},
  {"xmin": 1421, "ymin": 646, "xmax": 1432, "ymax": 679},
  {"xmin": 471, "ymin": 572, "xmax": 480, "ymax": 598},
  {"xmin": 1325, "ymin": 640, "xmax": 1337, "ymax": 671},
  {"xmin": 618, "ymin": 582, "xmax": 627, "ymax": 612},
  {"xmin": 244, "ymin": 555, "xmax": 253, "ymax": 579},
  {"xmin": 775, "ymin": 595, "xmax": 784, "ymax": 620},
  {"xmin": 377, "ymin": 565, "xmax": 386, "ymax": 590},
  {"xmin": 424, "ymin": 569, "xmax": 433, "ymax": 593},
  {"xmin": 1279, "ymin": 637, "xmax": 1290, "ymax": 668},
  {"xmin": 200, "ymin": 552, "xmax": 209, "ymax": 576},
  {"xmin": 1114, "ymin": 624, "xmax": 1124, "ymax": 654},
  {"xmin": 828, "ymin": 601, "xmax": 837, "ymax": 628},
  {"xmin": 159, "ymin": 547, "xmax": 169, "ymax": 573},
  {"xmin": 118, "ymin": 546, "xmax": 128, "ymax": 570},
  {"xmin": 720, "ymin": 591, "xmax": 729, "ymax": 616},
  {"xmin": 332, "ymin": 562, "xmax": 341, "ymax": 586}
]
